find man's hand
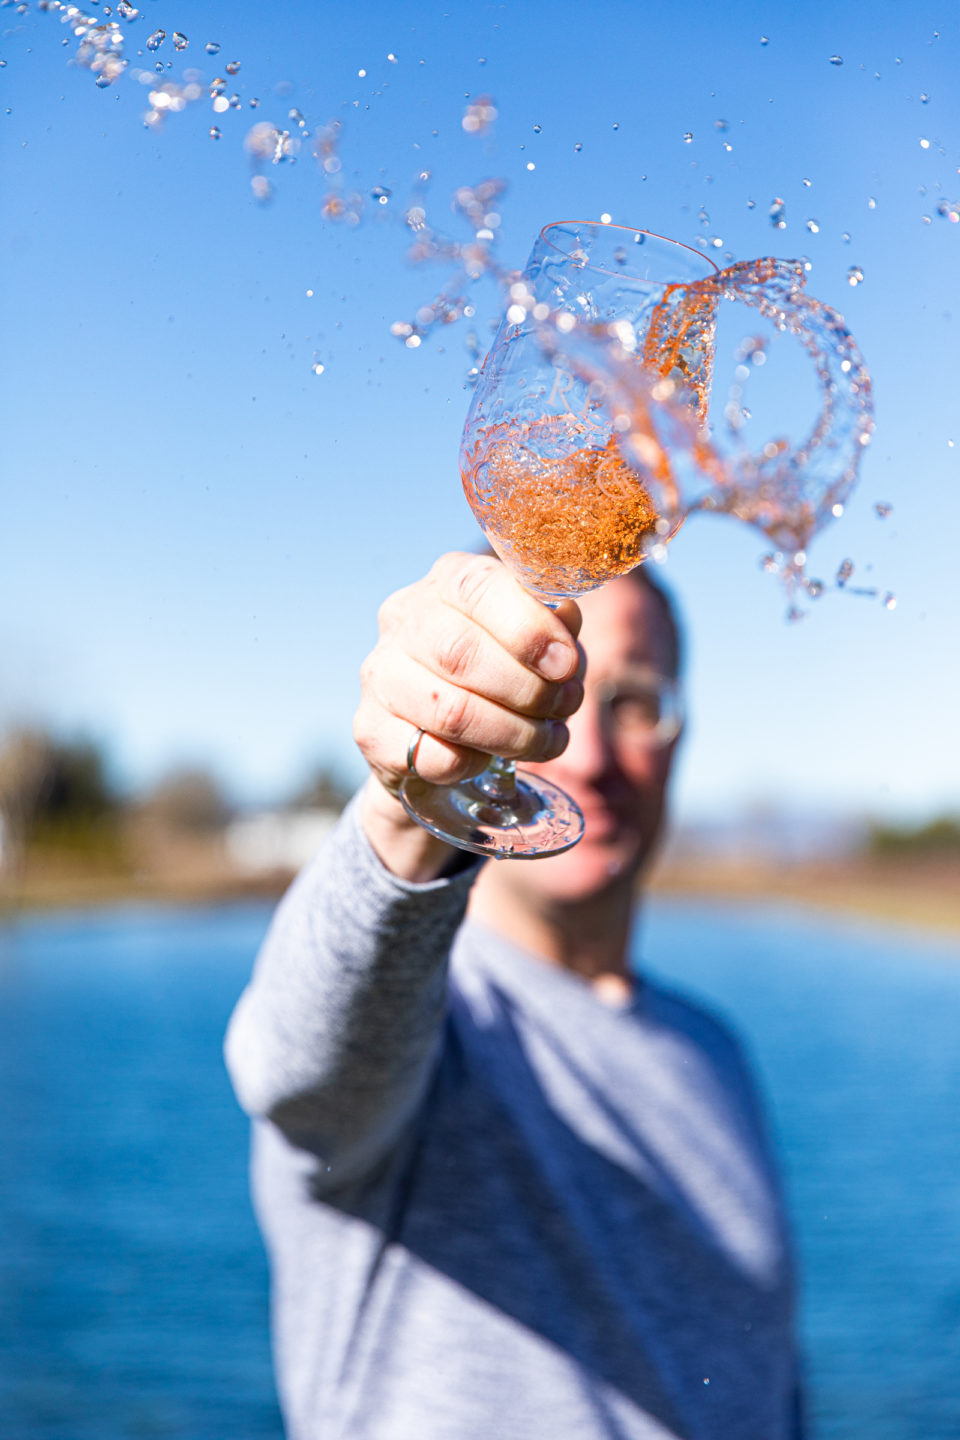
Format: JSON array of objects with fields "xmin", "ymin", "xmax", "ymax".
[{"xmin": 355, "ymin": 553, "xmax": 583, "ymax": 880}]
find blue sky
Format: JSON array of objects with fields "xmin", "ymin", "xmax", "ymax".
[{"xmin": 2, "ymin": 0, "xmax": 958, "ymax": 822}]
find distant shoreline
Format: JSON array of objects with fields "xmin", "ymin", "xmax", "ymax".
[
  {"xmin": 3, "ymin": 855, "xmax": 958, "ymax": 940},
  {"xmin": 651, "ymin": 856, "xmax": 960, "ymax": 939}
]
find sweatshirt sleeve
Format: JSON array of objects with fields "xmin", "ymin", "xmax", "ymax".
[{"xmin": 224, "ymin": 789, "xmax": 481, "ymax": 1186}]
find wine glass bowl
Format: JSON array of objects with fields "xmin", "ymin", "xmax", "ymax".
[
  {"xmin": 400, "ymin": 223, "xmax": 721, "ymax": 859},
  {"xmin": 461, "ymin": 224, "xmax": 720, "ymax": 603}
]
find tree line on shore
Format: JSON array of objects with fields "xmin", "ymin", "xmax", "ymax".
[
  {"xmin": 1, "ymin": 725, "xmax": 957, "ymax": 873},
  {"xmin": 0, "ymin": 726, "xmax": 353, "ymax": 873}
]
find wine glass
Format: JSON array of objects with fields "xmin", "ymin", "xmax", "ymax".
[{"xmin": 400, "ymin": 222, "xmax": 720, "ymax": 859}]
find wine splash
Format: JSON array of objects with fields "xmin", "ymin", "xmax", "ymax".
[
  {"xmin": 28, "ymin": 6, "xmax": 877, "ymax": 612},
  {"xmin": 529, "ymin": 255, "xmax": 875, "ymax": 611}
]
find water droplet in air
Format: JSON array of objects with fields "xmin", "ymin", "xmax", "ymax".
[
  {"xmin": 805, "ymin": 218, "xmax": 820, "ymax": 233},
  {"xmin": 920, "ymin": 137, "xmax": 930, "ymax": 149},
  {"xmin": 867, "ymin": 197, "xmax": 877, "ymax": 209},
  {"xmin": 836, "ymin": 559, "xmax": 854, "ymax": 587},
  {"xmin": 612, "ymin": 121, "xmax": 619, "ymax": 130},
  {"xmin": 760, "ymin": 553, "xmax": 782, "ymax": 574},
  {"xmin": 832, "ymin": 503, "xmax": 844, "ymax": 517},
  {"xmin": 146, "ymin": 28, "xmax": 165, "ymax": 52},
  {"xmin": 533, "ymin": 124, "xmax": 542, "ymax": 133},
  {"xmin": 847, "ymin": 265, "xmax": 864, "ymax": 286},
  {"xmin": 312, "ymin": 361, "xmax": 325, "ymax": 376},
  {"xmin": 874, "ymin": 502, "xmax": 892, "ymax": 518},
  {"xmin": 613, "ymin": 247, "xmax": 628, "ymax": 266},
  {"xmin": 205, "ymin": 41, "xmax": 220, "ymax": 56},
  {"xmin": 829, "ymin": 54, "xmax": 843, "ymax": 66},
  {"xmin": 462, "ymin": 96, "xmax": 497, "ymax": 133},
  {"xmin": 769, "ymin": 197, "xmax": 786, "ymax": 228},
  {"xmin": 573, "ymin": 142, "xmax": 583, "ymax": 152},
  {"xmin": 882, "ymin": 593, "xmax": 897, "ymax": 610},
  {"xmin": 208, "ymin": 125, "xmax": 220, "ymax": 139},
  {"xmin": 212, "ymin": 95, "xmax": 229, "ymax": 113},
  {"xmin": 225, "ymin": 60, "xmax": 241, "ymax": 75},
  {"xmin": 371, "ymin": 185, "xmax": 391, "ymax": 204},
  {"xmin": 841, "ymin": 230, "xmax": 851, "ymax": 243},
  {"xmin": 95, "ymin": 74, "xmax": 112, "ymax": 89},
  {"xmin": 600, "ymin": 212, "xmax": 612, "ymax": 224},
  {"xmin": 210, "ymin": 77, "xmax": 226, "ymax": 96},
  {"xmin": 117, "ymin": 0, "xmax": 138, "ymax": 18},
  {"xmin": 172, "ymin": 32, "xmax": 188, "ymax": 52},
  {"xmin": 683, "ymin": 131, "xmax": 694, "ymax": 143},
  {"xmin": 921, "ymin": 214, "xmax": 932, "ymax": 225},
  {"xmin": 760, "ymin": 35, "xmax": 769, "ymax": 45},
  {"xmin": 714, "ymin": 118, "xmax": 728, "ymax": 131},
  {"xmin": 387, "ymin": 52, "xmax": 398, "ymax": 63},
  {"xmin": 526, "ymin": 162, "xmax": 535, "ymax": 171},
  {"xmin": 806, "ymin": 579, "xmax": 825, "ymax": 598},
  {"xmin": 920, "ymin": 92, "xmax": 930, "ymax": 102},
  {"xmin": 746, "ymin": 198, "xmax": 756, "ymax": 209}
]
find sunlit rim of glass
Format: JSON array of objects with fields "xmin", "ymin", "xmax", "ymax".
[{"xmin": 538, "ymin": 220, "xmax": 721, "ymax": 284}]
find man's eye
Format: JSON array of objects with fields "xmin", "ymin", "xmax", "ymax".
[{"xmin": 609, "ymin": 692, "xmax": 661, "ymax": 729}]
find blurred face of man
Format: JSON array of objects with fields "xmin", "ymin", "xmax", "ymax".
[{"xmin": 515, "ymin": 576, "xmax": 681, "ymax": 906}]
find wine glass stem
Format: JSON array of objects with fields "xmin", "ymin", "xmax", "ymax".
[{"xmin": 476, "ymin": 755, "xmax": 517, "ymax": 801}]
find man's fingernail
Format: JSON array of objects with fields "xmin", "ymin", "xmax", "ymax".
[{"xmin": 539, "ymin": 641, "xmax": 573, "ymax": 681}]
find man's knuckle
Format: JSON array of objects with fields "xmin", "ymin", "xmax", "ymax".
[
  {"xmin": 352, "ymin": 704, "xmax": 377, "ymax": 755},
  {"xmin": 511, "ymin": 617, "xmax": 548, "ymax": 666},
  {"xmin": 447, "ymin": 556, "xmax": 497, "ymax": 614},
  {"xmin": 434, "ymin": 688, "xmax": 474, "ymax": 743},
  {"xmin": 377, "ymin": 585, "xmax": 411, "ymax": 633},
  {"xmin": 435, "ymin": 623, "xmax": 478, "ymax": 682}
]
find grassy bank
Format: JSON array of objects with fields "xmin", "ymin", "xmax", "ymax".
[
  {"xmin": 652, "ymin": 856, "xmax": 960, "ymax": 937},
  {"xmin": 3, "ymin": 841, "xmax": 958, "ymax": 939}
]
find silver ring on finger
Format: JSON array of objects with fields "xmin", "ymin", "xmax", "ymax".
[{"xmin": 406, "ymin": 726, "xmax": 427, "ymax": 779}]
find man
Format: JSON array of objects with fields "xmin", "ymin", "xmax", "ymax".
[{"xmin": 225, "ymin": 552, "xmax": 803, "ymax": 1439}]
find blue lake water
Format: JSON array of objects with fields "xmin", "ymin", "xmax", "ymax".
[{"xmin": 1, "ymin": 897, "xmax": 959, "ymax": 1439}]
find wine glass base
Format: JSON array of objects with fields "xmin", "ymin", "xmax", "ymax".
[{"xmin": 400, "ymin": 768, "xmax": 585, "ymax": 860}]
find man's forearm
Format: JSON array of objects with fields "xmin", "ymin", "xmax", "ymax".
[{"xmin": 224, "ymin": 788, "xmax": 479, "ymax": 1186}]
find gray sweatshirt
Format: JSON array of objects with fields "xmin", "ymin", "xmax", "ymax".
[{"xmin": 225, "ymin": 795, "xmax": 803, "ymax": 1440}]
